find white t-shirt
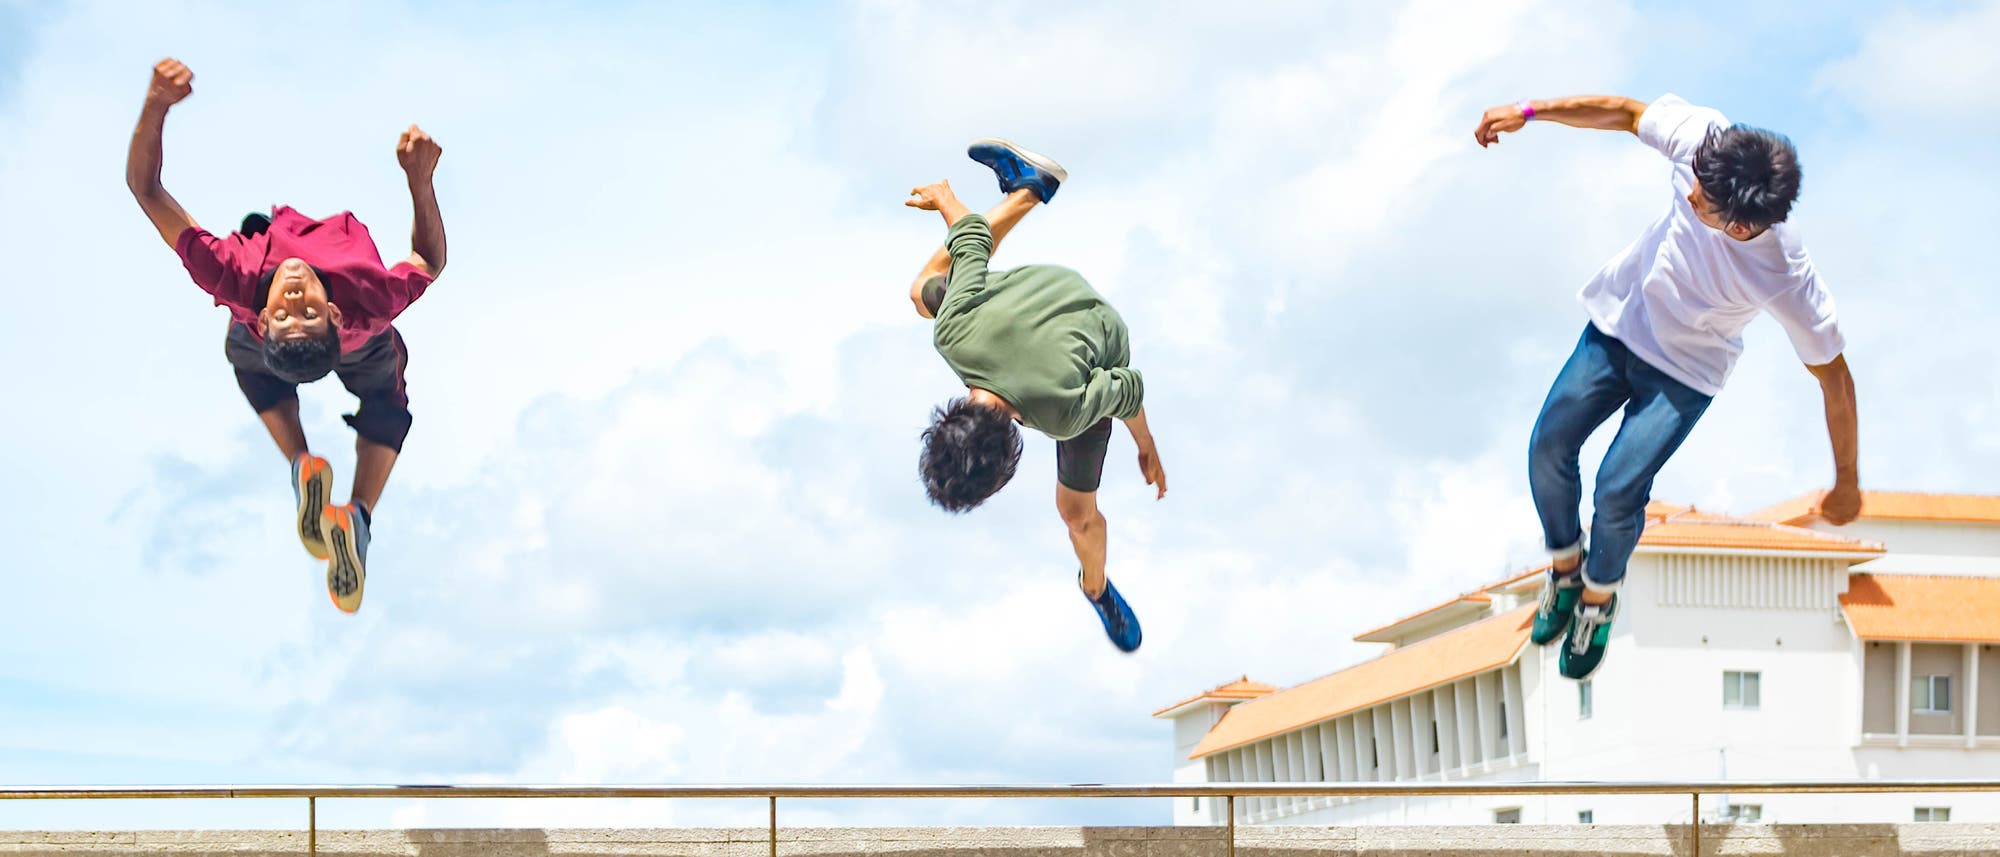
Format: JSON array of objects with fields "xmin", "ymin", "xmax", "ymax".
[{"xmin": 1577, "ymin": 94, "xmax": 1844, "ymax": 396}]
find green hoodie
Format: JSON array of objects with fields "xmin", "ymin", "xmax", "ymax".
[{"xmin": 932, "ymin": 214, "xmax": 1144, "ymax": 441}]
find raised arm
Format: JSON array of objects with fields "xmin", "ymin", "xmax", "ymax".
[
  {"xmin": 396, "ymin": 125, "xmax": 446, "ymax": 278},
  {"xmin": 125, "ymin": 58, "xmax": 201, "ymax": 246},
  {"xmin": 1806, "ymin": 354, "xmax": 1862, "ymax": 524},
  {"xmin": 1474, "ymin": 95, "xmax": 1649, "ymax": 148}
]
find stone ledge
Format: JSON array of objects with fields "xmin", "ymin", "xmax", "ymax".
[{"xmin": 0, "ymin": 825, "xmax": 1995, "ymax": 856}]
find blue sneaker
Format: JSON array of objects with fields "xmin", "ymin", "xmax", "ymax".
[
  {"xmin": 322, "ymin": 503, "xmax": 371, "ymax": 614},
  {"xmin": 1080, "ymin": 571, "xmax": 1142, "ymax": 653},
  {"xmin": 968, "ymin": 137, "xmax": 1068, "ymax": 203}
]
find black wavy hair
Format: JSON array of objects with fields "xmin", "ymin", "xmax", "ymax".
[
  {"xmin": 1692, "ymin": 124, "xmax": 1801, "ymax": 230},
  {"xmin": 919, "ymin": 397, "xmax": 1023, "ymax": 513},
  {"xmin": 256, "ymin": 264, "xmax": 342, "ymax": 383}
]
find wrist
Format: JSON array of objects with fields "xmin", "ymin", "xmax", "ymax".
[
  {"xmin": 1518, "ymin": 99, "xmax": 1536, "ymax": 121},
  {"xmin": 140, "ymin": 100, "xmax": 172, "ymax": 119}
]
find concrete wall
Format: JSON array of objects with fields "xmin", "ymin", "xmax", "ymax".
[{"xmin": 4, "ymin": 825, "xmax": 2000, "ymax": 856}]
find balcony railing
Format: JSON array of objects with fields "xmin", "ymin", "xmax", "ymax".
[{"xmin": 6, "ymin": 780, "xmax": 2000, "ymax": 856}]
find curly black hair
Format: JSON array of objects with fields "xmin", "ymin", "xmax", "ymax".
[
  {"xmin": 1692, "ymin": 124, "xmax": 1801, "ymax": 230},
  {"xmin": 263, "ymin": 328, "xmax": 342, "ymax": 383},
  {"xmin": 919, "ymin": 397, "xmax": 1023, "ymax": 512}
]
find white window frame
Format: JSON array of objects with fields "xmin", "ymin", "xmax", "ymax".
[
  {"xmin": 1493, "ymin": 807, "xmax": 1522, "ymax": 824},
  {"xmin": 1912, "ymin": 675, "xmax": 1953, "ymax": 714},
  {"xmin": 1577, "ymin": 809, "xmax": 1594, "ymax": 824},
  {"xmin": 1579, "ymin": 679, "xmax": 1593, "ymax": 720},
  {"xmin": 1723, "ymin": 670, "xmax": 1761, "ymax": 710},
  {"xmin": 1914, "ymin": 806, "xmax": 1950, "ymax": 822}
]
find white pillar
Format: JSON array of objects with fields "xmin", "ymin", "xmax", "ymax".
[
  {"xmin": 1897, "ymin": 641, "xmax": 1912, "ymax": 747},
  {"xmin": 1966, "ymin": 643, "xmax": 1981, "ymax": 749}
]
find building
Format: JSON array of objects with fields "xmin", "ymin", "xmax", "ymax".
[{"xmin": 1157, "ymin": 491, "xmax": 2000, "ymax": 827}]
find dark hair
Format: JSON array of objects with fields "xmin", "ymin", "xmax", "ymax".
[
  {"xmin": 919, "ymin": 397, "xmax": 1023, "ymax": 512},
  {"xmin": 263, "ymin": 327, "xmax": 341, "ymax": 383},
  {"xmin": 1692, "ymin": 124, "xmax": 1801, "ymax": 230}
]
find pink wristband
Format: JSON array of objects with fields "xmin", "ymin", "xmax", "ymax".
[{"xmin": 1519, "ymin": 100, "xmax": 1536, "ymax": 120}]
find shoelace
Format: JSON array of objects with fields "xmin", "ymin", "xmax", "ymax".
[{"xmin": 1568, "ymin": 605, "xmax": 1611, "ymax": 655}]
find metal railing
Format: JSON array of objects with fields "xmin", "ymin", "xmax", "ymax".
[{"xmin": 6, "ymin": 780, "xmax": 2000, "ymax": 857}]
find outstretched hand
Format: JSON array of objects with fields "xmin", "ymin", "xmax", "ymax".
[
  {"xmin": 1473, "ymin": 102, "xmax": 1529, "ymax": 148},
  {"xmin": 397, "ymin": 125, "xmax": 442, "ymax": 181},
  {"xmin": 1138, "ymin": 445, "xmax": 1167, "ymax": 500},
  {"xmin": 906, "ymin": 180, "xmax": 955, "ymax": 211},
  {"xmin": 147, "ymin": 58, "xmax": 193, "ymax": 109}
]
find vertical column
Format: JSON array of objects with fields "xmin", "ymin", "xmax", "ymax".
[
  {"xmin": 1456, "ymin": 679, "xmax": 1481, "ymax": 767},
  {"xmin": 1436, "ymin": 686, "xmax": 1461, "ymax": 774},
  {"xmin": 1372, "ymin": 706, "xmax": 1396, "ymax": 781},
  {"xmin": 1389, "ymin": 699, "xmax": 1414, "ymax": 781},
  {"xmin": 1966, "ymin": 643, "xmax": 1981, "ymax": 749},
  {"xmin": 1334, "ymin": 717, "xmax": 1359, "ymax": 782},
  {"xmin": 1352, "ymin": 711, "xmax": 1376, "ymax": 782},
  {"xmin": 1897, "ymin": 641, "xmax": 1912, "ymax": 747},
  {"xmin": 1502, "ymin": 665, "xmax": 1528, "ymax": 758},
  {"xmin": 1475, "ymin": 672, "xmax": 1501, "ymax": 768}
]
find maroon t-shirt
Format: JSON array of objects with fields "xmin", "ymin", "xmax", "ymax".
[{"xmin": 174, "ymin": 206, "xmax": 434, "ymax": 351}]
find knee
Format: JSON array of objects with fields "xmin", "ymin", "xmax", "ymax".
[
  {"xmin": 1058, "ymin": 502, "xmax": 1103, "ymax": 536},
  {"xmin": 1592, "ymin": 478, "xmax": 1651, "ymax": 524}
]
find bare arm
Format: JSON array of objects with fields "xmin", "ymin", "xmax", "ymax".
[
  {"xmin": 1474, "ymin": 94, "xmax": 1649, "ymax": 147},
  {"xmin": 906, "ymin": 180, "xmax": 973, "ymax": 317},
  {"xmin": 395, "ymin": 125, "xmax": 446, "ymax": 277},
  {"xmin": 1123, "ymin": 407, "xmax": 1166, "ymax": 500},
  {"xmin": 1807, "ymin": 354, "xmax": 1861, "ymax": 524},
  {"xmin": 125, "ymin": 59, "xmax": 200, "ymax": 246}
]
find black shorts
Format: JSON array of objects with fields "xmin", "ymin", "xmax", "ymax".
[
  {"xmin": 224, "ymin": 322, "xmax": 414, "ymax": 452},
  {"xmin": 1055, "ymin": 417, "xmax": 1113, "ymax": 493}
]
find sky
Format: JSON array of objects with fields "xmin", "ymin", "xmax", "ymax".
[{"xmin": 0, "ymin": 0, "xmax": 1996, "ymax": 832}]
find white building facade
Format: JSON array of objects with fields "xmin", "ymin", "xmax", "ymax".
[{"xmin": 1157, "ymin": 491, "xmax": 2000, "ymax": 827}]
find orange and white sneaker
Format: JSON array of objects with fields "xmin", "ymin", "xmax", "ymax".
[
  {"xmin": 321, "ymin": 503, "xmax": 370, "ymax": 614},
  {"xmin": 290, "ymin": 454, "xmax": 334, "ymax": 560}
]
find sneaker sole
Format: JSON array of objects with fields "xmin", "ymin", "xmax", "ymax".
[
  {"xmin": 296, "ymin": 458, "xmax": 332, "ymax": 561},
  {"xmin": 968, "ymin": 137, "xmax": 1069, "ymax": 184},
  {"xmin": 324, "ymin": 510, "xmax": 365, "ymax": 614}
]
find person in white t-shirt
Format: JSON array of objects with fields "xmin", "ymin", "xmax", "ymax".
[{"xmin": 1474, "ymin": 93, "xmax": 1862, "ymax": 680}]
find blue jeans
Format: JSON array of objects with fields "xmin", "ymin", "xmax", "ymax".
[{"xmin": 1529, "ymin": 325, "xmax": 1712, "ymax": 590}]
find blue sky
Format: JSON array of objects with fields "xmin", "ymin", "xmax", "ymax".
[{"xmin": 0, "ymin": 0, "xmax": 1996, "ymax": 831}]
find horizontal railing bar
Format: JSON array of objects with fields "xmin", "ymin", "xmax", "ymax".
[{"xmin": 2, "ymin": 781, "xmax": 1999, "ymax": 800}]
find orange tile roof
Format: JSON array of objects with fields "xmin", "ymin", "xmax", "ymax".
[
  {"xmin": 1753, "ymin": 491, "xmax": 2000, "ymax": 526},
  {"xmin": 1839, "ymin": 574, "xmax": 2000, "ymax": 643},
  {"xmin": 1188, "ymin": 605, "xmax": 1534, "ymax": 760},
  {"xmin": 1152, "ymin": 677, "xmax": 1279, "ymax": 717},
  {"xmin": 1638, "ymin": 502, "xmax": 1883, "ymax": 554}
]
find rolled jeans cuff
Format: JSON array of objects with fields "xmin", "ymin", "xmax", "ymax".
[{"xmin": 1547, "ymin": 540, "xmax": 1584, "ymax": 562}]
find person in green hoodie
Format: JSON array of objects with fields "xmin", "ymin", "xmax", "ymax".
[{"xmin": 904, "ymin": 139, "xmax": 1165, "ymax": 653}]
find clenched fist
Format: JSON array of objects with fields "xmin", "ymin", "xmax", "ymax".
[
  {"xmin": 147, "ymin": 58, "xmax": 193, "ymax": 110},
  {"xmin": 396, "ymin": 125, "xmax": 442, "ymax": 181}
]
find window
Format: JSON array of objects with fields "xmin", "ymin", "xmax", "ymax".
[
  {"xmin": 1723, "ymin": 671, "xmax": 1761, "ymax": 709},
  {"xmin": 1579, "ymin": 679, "xmax": 1593, "ymax": 720},
  {"xmin": 1191, "ymin": 797, "xmax": 1200, "ymax": 812},
  {"xmin": 1431, "ymin": 720, "xmax": 1440, "ymax": 753},
  {"xmin": 1493, "ymin": 807, "xmax": 1521, "ymax": 824},
  {"xmin": 1577, "ymin": 810, "xmax": 1594, "ymax": 824},
  {"xmin": 1913, "ymin": 675, "xmax": 1953, "ymax": 714},
  {"xmin": 1723, "ymin": 803, "xmax": 1762, "ymax": 823},
  {"xmin": 1914, "ymin": 806, "xmax": 1950, "ymax": 822},
  {"xmin": 1499, "ymin": 702, "xmax": 1509, "ymax": 739}
]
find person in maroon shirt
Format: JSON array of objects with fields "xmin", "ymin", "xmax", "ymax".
[{"xmin": 125, "ymin": 58, "xmax": 447, "ymax": 614}]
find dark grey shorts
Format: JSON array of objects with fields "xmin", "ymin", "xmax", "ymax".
[
  {"xmin": 1055, "ymin": 417, "xmax": 1113, "ymax": 493},
  {"xmin": 223, "ymin": 323, "xmax": 414, "ymax": 452}
]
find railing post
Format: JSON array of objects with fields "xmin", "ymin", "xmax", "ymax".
[
  {"xmin": 308, "ymin": 795, "xmax": 316, "ymax": 857},
  {"xmin": 1226, "ymin": 794, "xmax": 1235, "ymax": 857},
  {"xmin": 1690, "ymin": 791, "xmax": 1700, "ymax": 857},
  {"xmin": 769, "ymin": 795, "xmax": 777, "ymax": 857}
]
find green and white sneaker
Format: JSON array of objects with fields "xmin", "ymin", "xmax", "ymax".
[
  {"xmin": 1531, "ymin": 556, "xmax": 1585, "ymax": 645},
  {"xmin": 1559, "ymin": 595, "xmax": 1617, "ymax": 680}
]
